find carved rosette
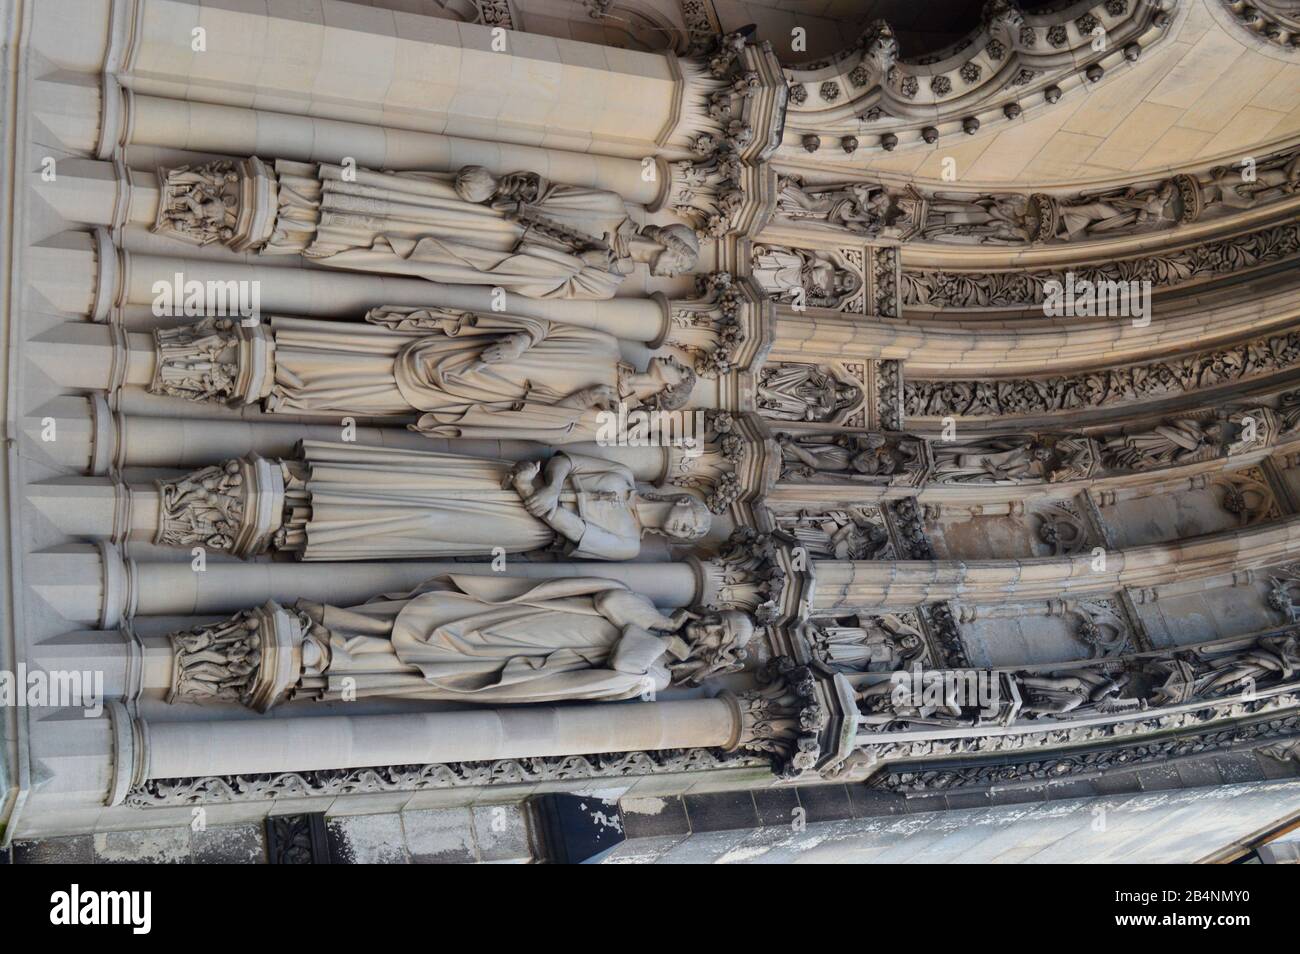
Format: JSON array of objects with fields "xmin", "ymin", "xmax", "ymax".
[
  {"xmin": 150, "ymin": 318, "xmax": 276, "ymax": 406},
  {"xmin": 167, "ymin": 601, "xmax": 306, "ymax": 711},
  {"xmin": 156, "ymin": 455, "xmax": 288, "ymax": 558},
  {"xmin": 665, "ymin": 272, "xmax": 772, "ymax": 377},
  {"xmin": 152, "ymin": 157, "xmax": 278, "ymax": 251}
]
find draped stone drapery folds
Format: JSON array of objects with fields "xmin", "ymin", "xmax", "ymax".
[
  {"xmin": 293, "ymin": 443, "xmax": 640, "ymax": 561},
  {"xmin": 263, "ymin": 161, "xmax": 698, "ymax": 299},
  {"xmin": 268, "ymin": 306, "xmax": 693, "ymax": 443},
  {"xmin": 297, "ymin": 576, "xmax": 688, "ymax": 704},
  {"xmin": 166, "ymin": 577, "xmax": 756, "ymax": 707}
]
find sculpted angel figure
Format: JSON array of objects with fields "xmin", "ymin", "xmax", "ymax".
[
  {"xmin": 267, "ymin": 162, "xmax": 699, "ymax": 299},
  {"xmin": 266, "ymin": 306, "xmax": 696, "ymax": 444}
]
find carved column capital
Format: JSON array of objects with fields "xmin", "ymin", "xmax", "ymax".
[
  {"xmin": 155, "ymin": 455, "xmax": 287, "ymax": 558},
  {"xmin": 151, "ymin": 157, "xmax": 277, "ymax": 251},
  {"xmin": 150, "ymin": 318, "xmax": 275, "ymax": 406},
  {"xmin": 721, "ymin": 656, "xmax": 829, "ymax": 778},
  {"xmin": 167, "ymin": 601, "xmax": 305, "ymax": 711},
  {"xmin": 665, "ymin": 272, "xmax": 773, "ymax": 377}
]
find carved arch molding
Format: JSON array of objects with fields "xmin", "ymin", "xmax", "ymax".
[{"xmin": 782, "ymin": 0, "xmax": 1183, "ymax": 155}]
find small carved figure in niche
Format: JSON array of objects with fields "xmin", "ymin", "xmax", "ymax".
[
  {"xmin": 750, "ymin": 245, "xmax": 863, "ymax": 309},
  {"xmin": 775, "ymin": 176, "xmax": 898, "ymax": 235},
  {"xmin": 777, "ymin": 432, "xmax": 918, "ymax": 481},
  {"xmin": 811, "ymin": 615, "xmax": 927, "ymax": 673},
  {"xmin": 758, "ymin": 364, "xmax": 862, "ymax": 422},
  {"xmin": 920, "ymin": 192, "xmax": 1040, "ymax": 244},
  {"xmin": 1053, "ymin": 181, "xmax": 1178, "ymax": 241},
  {"xmin": 1101, "ymin": 418, "xmax": 1225, "ymax": 471},
  {"xmin": 1200, "ymin": 153, "xmax": 1300, "ymax": 210}
]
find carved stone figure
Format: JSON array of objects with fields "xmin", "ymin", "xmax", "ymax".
[
  {"xmin": 758, "ymin": 363, "xmax": 862, "ymax": 422},
  {"xmin": 266, "ymin": 162, "xmax": 698, "ymax": 299},
  {"xmin": 774, "ymin": 176, "xmax": 899, "ymax": 235},
  {"xmin": 1053, "ymin": 181, "xmax": 1180, "ymax": 241},
  {"xmin": 931, "ymin": 437, "xmax": 1052, "ymax": 483},
  {"xmin": 153, "ymin": 160, "xmax": 242, "ymax": 246},
  {"xmin": 266, "ymin": 306, "xmax": 695, "ymax": 443},
  {"xmin": 810, "ymin": 614, "xmax": 927, "ymax": 673},
  {"xmin": 169, "ymin": 578, "xmax": 755, "ymax": 707},
  {"xmin": 750, "ymin": 245, "xmax": 863, "ymax": 309},
  {"xmin": 919, "ymin": 192, "xmax": 1047, "ymax": 244},
  {"xmin": 1101, "ymin": 419, "xmax": 1226, "ymax": 471},
  {"xmin": 778, "ymin": 509, "xmax": 892, "ymax": 560},
  {"xmin": 777, "ymin": 432, "xmax": 923, "ymax": 483},
  {"xmin": 281, "ymin": 442, "xmax": 711, "ymax": 561}
]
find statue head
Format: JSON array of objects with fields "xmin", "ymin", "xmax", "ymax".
[
  {"xmin": 684, "ymin": 609, "xmax": 755, "ymax": 654},
  {"xmin": 645, "ymin": 356, "xmax": 697, "ymax": 411},
  {"xmin": 454, "ymin": 165, "xmax": 500, "ymax": 204},
  {"xmin": 640, "ymin": 492, "xmax": 712, "ymax": 542},
  {"xmin": 643, "ymin": 224, "xmax": 701, "ymax": 277}
]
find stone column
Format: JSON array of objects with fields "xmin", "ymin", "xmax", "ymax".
[{"xmin": 34, "ymin": 544, "xmax": 704, "ymax": 627}]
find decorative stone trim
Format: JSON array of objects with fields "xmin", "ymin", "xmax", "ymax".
[{"xmin": 779, "ymin": 1, "xmax": 1179, "ymax": 154}]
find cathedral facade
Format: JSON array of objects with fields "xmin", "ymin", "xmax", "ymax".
[{"xmin": 2, "ymin": 0, "xmax": 1300, "ymax": 863}]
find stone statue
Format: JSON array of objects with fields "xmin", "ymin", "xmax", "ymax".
[
  {"xmin": 750, "ymin": 245, "xmax": 863, "ymax": 309},
  {"xmin": 1199, "ymin": 152, "xmax": 1300, "ymax": 210},
  {"xmin": 1053, "ymin": 181, "xmax": 1179, "ymax": 241},
  {"xmin": 811, "ymin": 615, "xmax": 926, "ymax": 673},
  {"xmin": 171, "ymin": 578, "xmax": 756, "ymax": 706},
  {"xmin": 758, "ymin": 363, "xmax": 862, "ymax": 422},
  {"xmin": 268, "ymin": 162, "xmax": 699, "ymax": 299},
  {"xmin": 775, "ymin": 176, "xmax": 897, "ymax": 235},
  {"xmin": 285, "ymin": 442, "xmax": 712, "ymax": 561},
  {"xmin": 266, "ymin": 306, "xmax": 696, "ymax": 443},
  {"xmin": 920, "ymin": 192, "xmax": 1042, "ymax": 244},
  {"xmin": 777, "ymin": 432, "xmax": 920, "ymax": 482},
  {"xmin": 1101, "ymin": 419, "xmax": 1224, "ymax": 471},
  {"xmin": 931, "ymin": 437, "xmax": 1051, "ymax": 483},
  {"xmin": 153, "ymin": 160, "xmax": 242, "ymax": 246}
]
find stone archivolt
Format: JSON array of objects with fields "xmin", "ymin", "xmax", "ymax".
[
  {"xmin": 902, "ymin": 220, "xmax": 1300, "ymax": 309},
  {"xmin": 773, "ymin": 146, "xmax": 1300, "ymax": 246},
  {"xmin": 904, "ymin": 331, "xmax": 1300, "ymax": 418},
  {"xmin": 782, "ymin": 1, "xmax": 1177, "ymax": 155}
]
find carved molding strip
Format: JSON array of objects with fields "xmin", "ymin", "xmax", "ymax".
[
  {"xmin": 905, "ymin": 325, "xmax": 1300, "ymax": 418},
  {"xmin": 125, "ymin": 748, "xmax": 768, "ymax": 807},
  {"xmin": 774, "ymin": 146, "xmax": 1300, "ymax": 246},
  {"xmin": 866, "ymin": 712, "xmax": 1300, "ymax": 792},
  {"xmin": 902, "ymin": 221, "xmax": 1300, "ymax": 308}
]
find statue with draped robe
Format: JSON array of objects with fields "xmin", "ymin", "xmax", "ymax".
[
  {"xmin": 170, "ymin": 576, "xmax": 755, "ymax": 706},
  {"xmin": 266, "ymin": 161, "xmax": 700, "ymax": 299},
  {"xmin": 285, "ymin": 442, "xmax": 712, "ymax": 561},
  {"xmin": 266, "ymin": 306, "xmax": 696, "ymax": 444}
]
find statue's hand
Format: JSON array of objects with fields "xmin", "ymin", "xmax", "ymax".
[
  {"xmin": 576, "ymin": 384, "xmax": 617, "ymax": 410},
  {"xmin": 509, "ymin": 460, "xmax": 541, "ymax": 488},
  {"xmin": 668, "ymin": 608, "xmax": 700, "ymax": 630},
  {"xmin": 479, "ymin": 333, "xmax": 529, "ymax": 365},
  {"xmin": 523, "ymin": 485, "xmax": 561, "ymax": 519}
]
